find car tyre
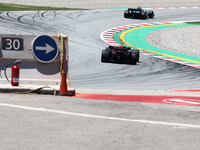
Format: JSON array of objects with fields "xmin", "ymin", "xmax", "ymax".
[
  {"xmin": 101, "ymin": 50, "xmax": 110, "ymax": 62},
  {"xmin": 134, "ymin": 50, "xmax": 140, "ymax": 62},
  {"xmin": 124, "ymin": 10, "xmax": 130, "ymax": 18},
  {"xmin": 148, "ymin": 10, "xmax": 154, "ymax": 18},
  {"xmin": 129, "ymin": 52, "xmax": 137, "ymax": 65}
]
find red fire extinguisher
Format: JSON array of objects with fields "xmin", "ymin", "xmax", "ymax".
[
  {"xmin": 11, "ymin": 63, "xmax": 20, "ymax": 86},
  {"xmin": 4, "ymin": 60, "xmax": 21, "ymax": 86}
]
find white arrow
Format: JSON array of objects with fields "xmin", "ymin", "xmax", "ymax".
[{"xmin": 35, "ymin": 43, "xmax": 55, "ymax": 54}]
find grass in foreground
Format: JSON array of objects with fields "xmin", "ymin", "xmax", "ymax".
[
  {"xmin": 0, "ymin": 3, "xmax": 86, "ymax": 11},
  {"xmin": 186, "ymin": 21, "xmax": 200, "ymax": 25}
]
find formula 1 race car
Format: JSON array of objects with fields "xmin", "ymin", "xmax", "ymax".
[
  {"xmin": 124, "ymin": 7, "xmax": 154, "ymax": 19},
  {"xmin": 101, "ymin": 46, "xmax": 140, "ymax": 65}
]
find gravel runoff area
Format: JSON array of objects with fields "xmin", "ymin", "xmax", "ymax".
[
  {"xmin": 146, "ymin": 26, "xmax": 200, "ymax": 58},
  {"xmin": 0, "ymin": 0, "xmax": 199, "ymax": 9}
]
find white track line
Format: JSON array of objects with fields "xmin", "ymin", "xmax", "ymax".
[{"xmin": 1, "ymin": 103, "xmax": 200, "ymax": 129}]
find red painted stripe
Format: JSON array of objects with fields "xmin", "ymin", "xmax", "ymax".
[
  {"xmin": 106, "ymin": 31, "xmax": 116, "ymax": 33},
  {"xmin": 103, "ymin": 32, "xmax": 114, "ymax": 34},
  {"xmin": 75, "ymin": 93, "xmax": 200, "ymax": 106},
  {"xmin": 173, "ymin": 89, "xmax": 200, "ymax": 92},
  {"xmin": 102, "ymin": 37, "xmax": 113, "ymax": 39},
  {"xmin": 103, "ymin": 38, "xmax": 112, "ymax": 40},
  {"xmin": 129, "ymin": 25, "xmax": 140, "ymax": 27}
]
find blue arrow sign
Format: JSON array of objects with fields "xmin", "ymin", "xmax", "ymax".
[{"xmin": 32, "ymin": 35, "xmax": 58, "ymax": 63}]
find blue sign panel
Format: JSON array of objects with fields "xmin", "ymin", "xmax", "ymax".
[{"xmin": 32, "ymin": 35, "xmax": 58, "ymax": 63}]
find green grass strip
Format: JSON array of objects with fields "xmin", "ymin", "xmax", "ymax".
[{"xmin": 0, "ymin": 3, "xmax": 87, "ymax": 11}]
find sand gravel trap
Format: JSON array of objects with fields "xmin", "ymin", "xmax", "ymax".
[
  {"xmin": 145, "ymin": 26, "xmax": 200, "ymax": 57},
  {"xmin": 0, "ymin": 0, "xmax": 199, "ymax": 9}
]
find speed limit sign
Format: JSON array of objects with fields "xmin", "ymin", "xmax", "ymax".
[{"xmin": 1, "ymin": 37, "xmax": 24, "ymax": 51}]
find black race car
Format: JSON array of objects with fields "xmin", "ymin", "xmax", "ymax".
[
  {"xmin": 101, "ymin": 45, "xmax": 139, "ymax": 65},
  {"xmin": 124, "ymin": 7, "xmax": 154, "ymax": 19}
]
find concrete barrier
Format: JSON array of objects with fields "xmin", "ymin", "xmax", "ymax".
[{"xmin": 0, "ymin": 34, "xmax": 75, "ymax": 95}]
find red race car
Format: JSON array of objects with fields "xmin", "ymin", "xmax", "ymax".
[{"xmin": 101, "ymin": 46, "xmax": 139, "ymax": 65}]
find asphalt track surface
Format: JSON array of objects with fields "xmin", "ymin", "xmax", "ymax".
[{"xmin": 1, "ymin": 8, "xmax": 200, "ymax": 150}]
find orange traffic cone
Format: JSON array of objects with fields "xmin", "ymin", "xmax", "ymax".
[{"xmin": 59, "ymin": 73, "xmax": 68, "ymax": 96}]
